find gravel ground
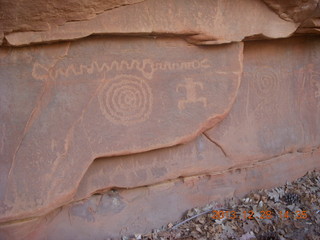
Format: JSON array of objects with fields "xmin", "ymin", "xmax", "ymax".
[{"xmin": 126, "ymin": 170, "xmax": 320, "ymax": 240}]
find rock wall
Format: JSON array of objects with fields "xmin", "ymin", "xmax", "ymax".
[{"xmin": 0, "ymin": 1, "xmax": 320, "ymax": 239}]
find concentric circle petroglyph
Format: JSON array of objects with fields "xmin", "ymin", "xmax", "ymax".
[
  {"xmin": 99, "ymin": 75, "xmax": 152, "ymax": 125},
  {"xmin": 253, "ymin": 68, "xmax": 279, "ymax": 97}
]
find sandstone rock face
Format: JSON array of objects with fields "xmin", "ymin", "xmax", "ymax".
[
  {"xmin": 1, "ymin": 36, "xmax": 319, "ymax": 239},
  {"xmin": 1, "ymin": 144, "xmax": 319, "ymax": 239},
  {"xmin": 10, "ymin": 151, "xmax": 318, "ymax": 240},
  {"xmin": 76, "ymin": 36, "xmax": 320, "ymax": 203},
  {"xmin": 0, "ymin": 1, "xmax": 320, "ymax": 239},
  {"xmin": 74, "ymin": 134, "xmax": 229, "ymax": 201},
  {"xmin": 263, "ymin": 0, "xmax": 320, "ymax": 22},
  {"xmin": 71, "ymin": 37, "xmax": 320, "ymax": 239},
  {"xmin": 0, "ymin": 37, "xmax": 242, "ymax": 223},
  {"xmin": 0, "ymin": 0, "xmax": 145, "ymax": 34},
  {"xmin": 206, "ymin": 37, "xmax": 320, "ymax": 162},
  {"xmin": 297, "ymin": 17, "xmax": 320, "ymax": 34},
  {"xmin": 3, "ymin": 0, "xmax": 320, "ymax": 46},
  {"xmin": 262, "ymin": 0, "xmax": 320, "ymax": 35},
  {"xmin": 3, "ymin": 0, "xmax": 299, "ymax": 46}
]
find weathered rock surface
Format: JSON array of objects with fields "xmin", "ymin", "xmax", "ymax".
[
  {"xmin": 39, "ymin": 152, "xmax": 320, "ymax": 240},
  {"xmin": 74, "ymin": 134, "xmax": 229, "ymax": 201},
  {"xmin": 66, "ymin": 36, "xmax": 320, "ymax": 238},
  {"xmin": 262, "ymin": 0, "xmax": 320, "ymax": 35},
  {"xmin": 0, "ymin": 0, "xmax": 145, "ymax": 35},
  {"xmin": 263, "ymin": 0, "xmax": 320, "ymax": 22},
  {"xmin": 1, "ymin": 150, "xmax": 318, "ymax": 240},
  {"xmin": 3, "ymin": 0, "xmax": 299, "ymax": 46},
  {"xmin": 206, "ymin": 36, "xmax": 320, "ymax": 163},
  {"xmin": 0, "ymin": 37, "xmax": 242, "ymax": 223},
  {"xmin": 74, "ymin": 36, "xmax": 320, "ymax": 203},
  {"xmin": 296, "ymin": 17, "xmax": 320, "ymax": 34},
  {"xmin": 1, "ymin": 36, "xmax": 317, "ymax": 239},
  {"xmin": 0, "ymin": 0, "xmax": 320, "ymax": 238}
]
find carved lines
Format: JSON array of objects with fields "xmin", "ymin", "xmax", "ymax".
[
  {"xmin": 32, "ymin": 59, "xmax": 211, "ymax": 81},
  {"xmin": 0, "ymin": 123, "xmax": 5, "ymax": 154},
  {"xmin": 52, "ymin": 60, "xmax": 155, "ymax": 80},
  {"xmin": 312, "ymin": 71, "xmax": 320, "ymax": 98},
  {"xmin": 253, "ymin": 67, "xmax": 279, "ymax": 98},
  {"xmin": 176, "ymin": 78, "xmax": 207, "ymax": 110},
  {"xmin": 99, "ymin": 75, "xmax": 152, "ymax": 126},
  {"xmin": 315, "ymin": 82, "xmax": 320, "ymax": 98},
  {"xmin": 311, "ymin": 50, "xmax": 320, "ymax": 63},
  {"xmin": 312, "ymin": 72, "xmax": 320, "ymax": 108},
  {"xmin": 251, "ymin": 67, "xmax": 281, "ymax": 120}
]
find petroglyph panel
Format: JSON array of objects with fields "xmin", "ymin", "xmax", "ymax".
[
  {"xmin": 0, "ymin": 37, "xmax": 242, "ymax": 223},
  {"xmin": 74, "ymin": 37, "xmax": 320, "ymax": 208},
  {"xmin": 206, "ymin": 37, "xmax": 320, "ymax": 161}
]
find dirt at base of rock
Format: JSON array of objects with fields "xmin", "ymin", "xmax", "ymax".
[{"xmin": 126, "ymin": 170, "xmax": 320, "ymax": 240}]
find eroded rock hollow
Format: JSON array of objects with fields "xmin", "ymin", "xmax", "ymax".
[{"xmin": 0, "ymin": 0, "xmax": 319, "ymax": 239}]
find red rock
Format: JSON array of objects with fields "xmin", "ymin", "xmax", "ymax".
[
  {"xmin": 261, "ymin": 0, "xmax": 320, "ymax": 36},
  {"xmin": 1, "ymin": 150, "xmax": 319, "ymax": 240},
  {"xmin": 74, "ymin": 37, "xmax": 320, "ymax": 204},
  {"xmin": 74, "ymin": 134, "xmax": 229, "ymax": 201},
  {"xmin": 5, "ymin": 36, "xmax": 315, "ymax": 239},
  {"xmin": 296, "ymin": 17, "xmax": 320, "ymax": 34},
  {"xmin": 0, "ymin": 1, "xmax": 319, "ymax": 238},
  {"xmin": 0, "ymin": 0, "xmax": 145, "ymax": 36},
  {"xmin": 0, "ymin": 37, "xmax": 243, "ymax": 223},
  {"xmin": 3, "ymin": 0, "xmax": 298, "ymax": 46},
  {"xmin": 262, "ymin": 0, "xmax": 320, "ymax": 22},
  {"xmin": 43, "ymin": 151, "xmax": 320, "ymax": 239},
  {"xmin": 206, "ymin": 36, "xmax": 320, "ymax": 163}
]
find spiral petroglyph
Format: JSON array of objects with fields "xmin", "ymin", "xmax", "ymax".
[
  {"xmin": 253, "ymin": 67, "xmax": 279, "ymax": 97},
  {"xmin": 251, "ymin": 67, "xmax": 281, "ymax": 120},
  {"xmin": 99, "ymin": 75, "xmax": 153, "ymax": 125}
]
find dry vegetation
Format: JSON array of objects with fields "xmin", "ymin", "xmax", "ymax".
[{"xmin": 126, "ymin": 170, "xmax": 320, "ymax": 240}]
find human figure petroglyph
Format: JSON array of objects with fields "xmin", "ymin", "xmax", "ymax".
[{"xmin": 176, "ymin": 78, "xmax": 207, "ymax": 110}]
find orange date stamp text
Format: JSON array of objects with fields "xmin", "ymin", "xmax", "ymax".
[{"xmin": 211, "ymin": 210, "xmax": 308, "ymax": 220}]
